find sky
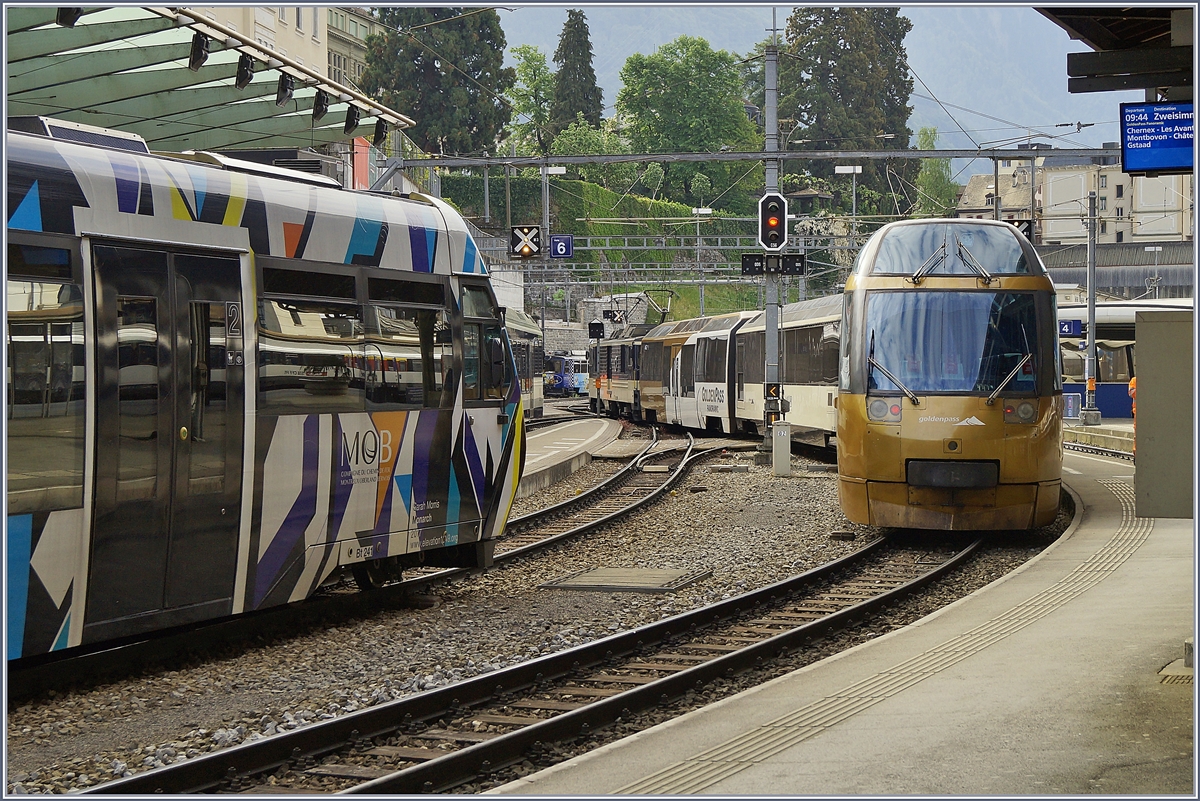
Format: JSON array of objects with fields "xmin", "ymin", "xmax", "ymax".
[{"xmin": 495, "ymin": 4, "xmax": 1146, "ymax": 179}]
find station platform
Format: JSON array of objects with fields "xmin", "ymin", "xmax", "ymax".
[
  {"xmin": 518, "ymin": 418, "xmax": 623, "ymax": 498},
  {"xmin": 1064, "ymin": 417, "xmax": 1136, "ymax": 453},
  {"xmin": 492, "ymin": 449, "xmax": 1194, "ymax": 795}
]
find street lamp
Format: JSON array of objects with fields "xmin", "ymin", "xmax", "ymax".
[
  {"xmin": 834, "ymin": 165, "xmax": 862, "ymax": 239},
  {"xmin": 693, "ymin": 207, "xmax": 713, "ymax": 316}
]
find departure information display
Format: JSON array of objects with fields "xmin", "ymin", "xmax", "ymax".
[{"xmin": 1120, "ymin": 102, "xmax": 1194, "ymax": 175}]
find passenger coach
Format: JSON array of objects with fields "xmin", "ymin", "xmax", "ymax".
[
  {"xmin": 6, "ymin": 120, "xmax": 524, "ymax": 659},
  {"xmin": 836, "ymin": 219, "xmax": 1063, "ymax": 530}
]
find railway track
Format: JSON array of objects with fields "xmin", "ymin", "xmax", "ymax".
[
  {"xmin": 7, "ymin": 434, "xmax": 738, "ymax": 702},
  {"xmin": 1063, "ymin": 440, "xmax": 1134, "ymax": 461},
  {"xmin": 83, "ymin": 533, "xmax": 983, "ymax": 795}
]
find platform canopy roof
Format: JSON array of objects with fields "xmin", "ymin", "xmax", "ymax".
[{"xmin": 6, "ymin": 6, "xmax": 415, "ymax": 152}]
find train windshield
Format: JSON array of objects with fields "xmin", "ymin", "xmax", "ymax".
[
  {"xmin": 870, "ymin": 223, "xmax": 1035, "ymax": 275},
  {"xmin": 865, "ymin": 291, "xmax": 1039, "ymax": 395}
]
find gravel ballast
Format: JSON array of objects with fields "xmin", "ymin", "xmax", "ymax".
[{"xmin": 5, "ymin": 448, "xmax": 1068, "ymax": 795}]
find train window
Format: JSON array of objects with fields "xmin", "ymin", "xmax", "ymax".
[
  {"xmin": 701, "ymin": 338, "xmax": 726, "ymax": 383},
  {"xmin": 1096, "ymin": 342, "xmax": 1133, "ymax": 383},
  {"xmin": 738, "ymin": 332, "xmax": 765, "ymax": 385},
  {"xmin": 368, "ymin": 276, "xmax": 445, "ymax": 307},
  {"xmin": 363, "ymin": 305, "xmax": 454, "ymax": 409},
  {"xmin": 461, "ymin": 285, "xmax": 497, "ymax": 318},
  {"xmin": 262, "ymin": 266, "xmax": 356, "ymax": 299},
  {"xmin": 8, "ymin": 243, "xmax": 73, "ymax": 280},
  {"xmin": 6, "ymin": 278, "xmax": 86, "ymax": 513},
  {"xmin": 870, "ymin": 223, "xmax": 1033, "ymax": 276},
  {"xmin": 864, "ymin": 291, "xmax": 1040, "ymax": 395},
  {"xmin": 783, "ymin": 327, "xmax": 825, "ymax": 384},
  {"xmin": 187, "ymin": 302, "xmax": 228, "ymax": 495},
  {"xmin": 641, "ymin": 341, "xmax": 665, "ymax": 383},
  {"xmin": 462, "ymin": 322, "xmax": 511, "ymax": 402},
  {"xmin": 257, "ymin": 299, "xmax": 365, "ymax": 413},
  {"xmin": 679, "ymin": 345, "xmax": 696, "ymax": 396},
  {"xmin": 116, "ymin": 298, "xmax": 160, "ymax": 502},
  {"xmin": 1060, "ymin": 345, "xmax": 1085, "ymax": 381}
]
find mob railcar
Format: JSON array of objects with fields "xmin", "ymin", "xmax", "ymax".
[
  {"xmin": 6, "ymin": 120, "xmax": 524, "ymax": 659},
  {"xmin": 836, "ymin": 219, "xmax": 1063, "ymax": 530}
]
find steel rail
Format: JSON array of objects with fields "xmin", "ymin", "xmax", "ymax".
[
  {"xmin": 84, "ymin": 535, "xmax": 982, "ymax": 795},
  {"xmin": 1064, "ymin": 440, "xmax": 1135, "ymax": 460}
]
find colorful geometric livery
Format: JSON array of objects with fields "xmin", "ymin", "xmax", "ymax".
[{"xmin": 6, "ymin": 125, "xmax": 523, "ymax": 659}]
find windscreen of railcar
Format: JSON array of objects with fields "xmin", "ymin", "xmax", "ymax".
[
  {"xmin": 864, "ymin": 291, "xmax": 1049, "ymax": 395},
  {"xmin": 868, "ymin": 223, "xmax": 1036, "ymax": 275}
]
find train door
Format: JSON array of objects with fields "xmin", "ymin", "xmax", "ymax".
[{"xmin": 86, "ymin": 244, "xmax": 245, "ymax": 642}]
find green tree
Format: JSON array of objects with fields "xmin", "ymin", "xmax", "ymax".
[
  {"xmin": 780, "ymin": 8, "xmax": 915, "ymax": 197},
  {"xmin": 616, "ymin": 36, "xmax": 760, "ymax": 209},
  {"xmin": 549, "ymin": 114, "xmax": 637, "ymax": 192},
  {"xmin": 913, "ymin": 127, "xmax": 959, "ymax": 217},
  {"xmin": 549, "ymin": 10, "xmax": 603, "ymax": 135},
  {"xmin": 508, "ymin": 44, "xmax": 555, "ymax": 155},
  {"xmin": 641, "ymin": 162, "xmax": 665, "ymax": 200},
  {"xmin": 362, "ymin": 8, "xmax": 515, "ymax": 155}
]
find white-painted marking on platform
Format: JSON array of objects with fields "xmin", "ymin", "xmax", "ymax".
[{"xmin": 1062, "ymin": 467, "xmax": 1082, "ymax": 475}]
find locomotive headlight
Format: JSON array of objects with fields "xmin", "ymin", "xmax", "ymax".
[
  {"xmin": 867, "ymin": 398, "xmax": 902, "ymax": 422},
  {"xmin": 1004, "ymin": 400, "xmax": 1038, "ymax": 424}
]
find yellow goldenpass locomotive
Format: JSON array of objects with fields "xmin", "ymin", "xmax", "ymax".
[{"xmin": 836, "ymin": 219, "xmax": 1063, "ymax": 530}]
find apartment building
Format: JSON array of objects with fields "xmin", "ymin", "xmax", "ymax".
[{"xmin": 192, "ymin": 7, "xmax": 326, "ymax": 71}]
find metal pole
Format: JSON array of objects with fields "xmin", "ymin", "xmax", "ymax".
[
  {"xmin": 698, "ymin": 216, "xmax": 705, "ymax": 317},
  {"xmin": 851, "ymin": 172, "xmax": 857, "ymax": 237},
  {"xmin": 763, "ymin": 11, "xmax": 787, "ymax": 474},
  {"xmin": 483, "ymin": 162, "xmax": 491, "ymax": 225},
  {"xmin": 1029, "ymin": 153, "xmax": 1037, "ymax": 242},
  {"xmin": 993, "ymin": 157, "xmax": 1001, "ymax": 221},
  {"xmin": 541, "ymin": 165, "xmax": 550, "ymax": 341},
  {"xmin": 1082, "ymin": 190, "xmax": 1100, "ymax": 425}
]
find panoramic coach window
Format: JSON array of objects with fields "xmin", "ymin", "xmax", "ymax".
[
  {"xmin": 870, "ymin": 223, "xmax": 1034, "ymax": 276},
  {"xmin": 258, "ymin": 298, "xmax": 365, "ymax": 414},
  {"xmin": 6, "ymin": 244, "xmax": 85, "ymax": 513}
]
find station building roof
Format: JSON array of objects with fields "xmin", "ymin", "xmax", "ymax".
[{"xmin": 7, "ymin": 6, "xmax": 413, "ymax": 152}]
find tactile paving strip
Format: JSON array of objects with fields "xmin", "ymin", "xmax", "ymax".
[{"xmin": 618, "ymin": 479, "xmax": 1153, "ymax": 794}]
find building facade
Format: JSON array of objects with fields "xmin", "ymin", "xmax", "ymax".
[
  {"xmin": 956, "ymin": 145, "xmax": 1194, "ymax": 246},
  {"xmin": 193, "ymin": 7, "xmax": 326, "ymax": 71}
]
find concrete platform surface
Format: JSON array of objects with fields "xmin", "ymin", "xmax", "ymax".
[
  {"xmin": 492, "ymin": 448, "xmax": 1193, "ymax": 795},
  {"xmin": 517, "ymin": 418, "xmax": 623, "ymax": 498}
]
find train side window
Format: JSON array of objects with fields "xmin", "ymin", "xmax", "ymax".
[
  {"xmin": 6, "ymin": 273, "xmax": 86, "ymax": 514},
  {"xmin": 257, "ymin": 298, "xmax": 364, "ymax": 414},
  {"xmin": 680, "ymin": 345, "xmax": 696, "ymax": 396},
  {"xmin": 115, "ymin": 298, "xmax": 159, "ymax": 502},
  {"xmin": 360, "ymin": 304, "xmax": 453, "ymax": 410},
  {"xmin": 461, "ymin": 285, "xmax": 497, "ymax": 318},
  {"xmin": 187, "ymin": 302, "xmax": 228, "ymax": 495},
  {"xmin": 364, "ymin": 305, "xmax": 453, "ymax": 409},
  {"xmin": 262, "ymin": 266, "xmax": 356, "ymax": 299},
  {"xmin": 463, "ymin": 323, "xmax": 510, "ymax": 402}
]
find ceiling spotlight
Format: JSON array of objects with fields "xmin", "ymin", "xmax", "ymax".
[
  {"xmin": 275, "ymin": 73, "xmax": 295, "ymax": 107},
  {"xmin": 344, "ymin": 105, "xmax": 361, "ymax": 135},
  {"xmin": 235, "ymin": 53, "xmax": 255, "ymax": 90},
  {"xmin": 55, "ymin": 7, "xmax": 83, "ymax": 27},
  {"xmin": 373, "ymin": 118, "xmax": 388, "ymax": 147},
  {"xmin": 312, "ymin": 89, "xmax": 330, "ymax": 122},
  {"xmin": 188, "ymin": 32, "xmax": 210, "ymax": 72}
]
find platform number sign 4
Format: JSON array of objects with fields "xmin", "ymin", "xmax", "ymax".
[
  {"xmin": 511, "ymin": 226, "xmax": 540, "ymax": 258},
  {"xmin": 1058, "ymin": 319, "xmax": 1082, "ymax": 337},
  {"xmin": 549, "ymin": 234, "xmax": 573, "ymax": 258}
]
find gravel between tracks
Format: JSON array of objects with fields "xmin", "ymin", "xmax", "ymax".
[{"xmin": 5, "ymin": 449, "xmax": 1066, "ymax": 795}]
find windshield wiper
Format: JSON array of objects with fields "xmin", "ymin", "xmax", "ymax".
[
  {"xmin": 868, "ymin": 355, "xmax": 920, "ymax": 405},
  {"xmin": 910, "ymin": 241, "xmax": 947, "ymax": 283},
  {"xmin": 955, "ymin": 237, "xmax": 993, "ymax": 284},
  {"xmin": 986, "ymin": 353, "xmax": 1033, "ymax": 405}
]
